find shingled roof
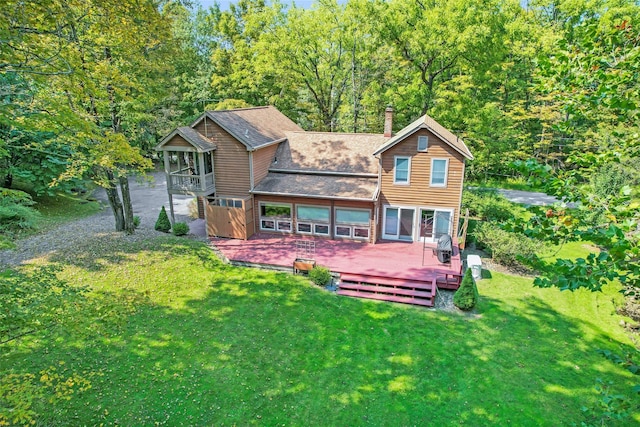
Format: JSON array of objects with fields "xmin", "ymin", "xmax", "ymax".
[
  {"xmin": 270, "ymin": 131, "xmax": 386, "ymax": 176},
  {"xmin": 373, "ymin": 114, "xmax": 473, "ymax": 160},
  {"xmin": 155, "ymin": 127, "xmax": 217, "ymax": 152},
  {"xmin": 253, "ymin": 172, "xmax": 378, "ymax": 201},
  {"xmin": 193, "ymin": 106, "xmax": 303, "ymax": 151}
]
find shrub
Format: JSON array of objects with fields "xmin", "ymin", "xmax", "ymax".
[
  {"xmin": 453, "ymin": 268, "xmax": 479, "ymax": 311},
  {"xmin": 462, "ymin": 189, "xmax": 516, "ymax": 222},
  {"xmin": 172, "ymin": 222, "xmax": 189, "ymax": 236},
  {"xmin": 154, "ymin": 206, "xmax": 171, "ymax": 232},
  {"xmin": 0, "ymin": 203, "xmax": 41, "ymax": 237},
  {"xmin": 309, "ymin": 266, "xmax": 332, "ymax": 286},
  {"xmin": 0, "ymin": 188, "xmax": 35, "ymax": 206},
  {"xmin": 473, "ymin": 222, "xmax": 543, "ymax": 269},
  {"xmin": 133, "ymin": 216, "xmax": 141, "ymax": 229}
]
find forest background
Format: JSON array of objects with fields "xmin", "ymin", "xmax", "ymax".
[{"xmin": 1, "ymin": 0, "xmax": 639, "ymax": 289}]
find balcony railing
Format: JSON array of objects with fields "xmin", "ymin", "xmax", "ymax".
[{"xmin": 168, "ymin": 171, "xmax": 215, "ymax": 193}]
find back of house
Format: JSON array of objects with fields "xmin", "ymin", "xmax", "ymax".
[{"xmin": 156, "ymin": 105, "xmax": 473, "ymax": 244}]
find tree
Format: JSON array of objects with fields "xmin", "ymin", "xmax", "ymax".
[
  {"xmin": 510, "ymin": 19, "xmax": 640, "ymax": 292},
  {"xmin": 453, "ymin": 268, "xmax": 479, "ymax": 311},
  {"xmin": 1, "ymin": 0, "xmax": 175, "ymax": 234}
]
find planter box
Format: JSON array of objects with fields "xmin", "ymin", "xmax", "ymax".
[{"xmin": 293, "ymin": 258, "xmax": 316, "ymax": 275}]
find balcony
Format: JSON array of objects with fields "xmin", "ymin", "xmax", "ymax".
[{"xmin": 167, "ymin": 169, "xmax": 215, "ymax": 195}]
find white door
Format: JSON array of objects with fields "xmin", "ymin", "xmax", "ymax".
[{"xmin": 419, "ymin": 209, "xmax": 453, "ymax": 242}]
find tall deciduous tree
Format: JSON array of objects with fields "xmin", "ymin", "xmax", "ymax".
[{"xmin": 1, "ymin": 0, "xmax": 175, "ymax": 233}]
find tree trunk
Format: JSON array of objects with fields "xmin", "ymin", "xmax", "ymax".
[
  {"xmin": 105, "ymin": 169, "xmax": 125, "ymax": 231},
  {"xmin": 3, "ymin": 172, "xmax": 12, "ymax": 188},
  {"xmin": 119, "ymin": 175, "xmax": 135, "ymax": 235}
]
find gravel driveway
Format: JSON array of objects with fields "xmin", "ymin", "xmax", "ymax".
[{"xmin": 0, "ymin": 172, "xmax": 205, "ymax": 268}]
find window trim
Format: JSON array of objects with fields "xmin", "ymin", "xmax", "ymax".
[
  {"xmin": 296, "ymin": 204, "xmax": 330, "ymax": 236},
  {"xmin": 417, "ymin": 135, "xmax": 429, "ymax": 152},
  {"xmin": 259, "ymin": 202, "xmax": 292, "ymax": 232},
  {"xmin": 296, "ymin": 204, "xmax": 331, "ymax": 223},
  {"xmin": 334, "ymin": 207, "xmax": 371, "ymax": 241},
  {"xmin": 393, "ymin": 156, "xmax": 411, "ymax": 185},
  {"xmin": 335, "ymin": 207, "xmax": 371, "ymax": 225},
  {"xmin": 430, "ymin": 158, "xmax": 449, "ymax": 187}
]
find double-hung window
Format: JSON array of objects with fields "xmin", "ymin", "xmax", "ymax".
[
  {"xmin": 430, "ymin": 158, "xmax": 448, "ymax": 187},
  {"xmin": 394, "ymin": 156, "xmax": 410, "ymax": 185}
]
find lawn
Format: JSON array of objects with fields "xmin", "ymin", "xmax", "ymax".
[
  {"xmin": 32, "ymin": 191, "xmax": 103, "ymax": 232},
  {"xmin": 1, "ymin": 235, "xmax": 638, "ymax": 426}
]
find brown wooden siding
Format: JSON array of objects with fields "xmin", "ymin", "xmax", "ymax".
[
  {"xmin": 163, "ymin": 135, "xmax": 193, "ymax": 150},
  {"xmin": 379, "ymin": 128, "xmax": 466, "ymax": 238},
  {"xmin": 194, "ymin": 118, "xmax": 251, "ymax": 197},
  {"xmin": 252, "ymin": 144, "xmax": 278, "ymax": 187},
  {"xmin": 254, "ymin": 195, "xmax": 376, "ymax": 243}
]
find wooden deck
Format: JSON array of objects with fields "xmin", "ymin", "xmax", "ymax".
[{"xmin": 211, "ymin": 233, "xmax": 463, "ymax": 307}]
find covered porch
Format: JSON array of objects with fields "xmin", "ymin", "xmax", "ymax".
[{"xmin": 211, "ymin": 233, "xmax": 462, "ymax": 288}]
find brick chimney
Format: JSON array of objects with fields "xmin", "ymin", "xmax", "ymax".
[{"xmin": 383, "ymin": 106, "xmax": 393, "ymax": 137}]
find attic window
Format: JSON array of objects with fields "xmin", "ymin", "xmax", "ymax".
[{"xmin": 418, "ymin": 136, "xmax": 429, "ymax": 152}]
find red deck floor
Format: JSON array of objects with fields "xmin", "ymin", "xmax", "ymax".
[{"xmin": 211, "ymin": 233, "xmax": 462, "ymax": 282}]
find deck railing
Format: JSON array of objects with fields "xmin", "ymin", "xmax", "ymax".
[{"xmin": 168, "ymin": 171, "xmax": 215, "ymax": 193}]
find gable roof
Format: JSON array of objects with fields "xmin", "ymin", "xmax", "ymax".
[
  {"xmin": 270, "ymin": 131, "xmax": 386, "ymax": 176},
  {"xmin": 193, "ymin": 106, "xmax": 303, "ymax": 151},
  {"xmin": 155, "ymin": 127, "xmax": 217, "ymax": 152},
  {"xmin": 373, "ymin": 114, "xmax": 473, "ymax": 160}
]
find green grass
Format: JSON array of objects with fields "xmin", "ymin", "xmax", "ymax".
[
  {"xmin": 31, "ymin": 192, "xmax": 103, "ymax": 233},
  {"xmin": 466, "ymin": 176, "xmax": 543, "ymax": 192},
  {"xmin": 1, "ymin": 236, "xmax": 638, "ymax": 426}
]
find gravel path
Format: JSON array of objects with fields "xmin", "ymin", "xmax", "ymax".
[{"xmin": 0, "ymin": 172, "xmax": 205, "ymax": 268}]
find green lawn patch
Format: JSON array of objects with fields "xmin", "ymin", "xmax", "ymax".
[
  {"xmin": 1, "ymin": 236, "xmax": 637, "ymax": 425},
  {"xmin": 32, "ymin": 192, "xmax": 103, "ymax": 233}
]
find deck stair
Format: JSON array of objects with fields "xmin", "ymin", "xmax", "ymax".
[
  {"xmin": 337, "ymin": 273, "xmax": 437, "ymax": 307},
  {"xmin": 435, "ymin": 273, "xmax": 462, "ymax": 290}
]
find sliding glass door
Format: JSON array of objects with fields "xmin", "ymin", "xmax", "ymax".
[
  {"xmin": 383, "ymin": 207, "xmax": 415, "ymax": 241},
  {"xmin": 419, "ymin": 209, "xmax": 452, "ymax": 242}
]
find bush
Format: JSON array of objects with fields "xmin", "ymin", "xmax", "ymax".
[
  {"xmin": 309, "ymin": 266, "xmax": 332, "ymax": 286},
  {"xmin": 133, "ymin": 216, "xmax": 141, "ymax": 229},
  {"xmin": 172, "ymin": 222, "xmax": 189, "ymax": 236},
  {"xmin": 453, "ymin": 268, "xmax": 479, "ymax": 311},
  {"xmin": 0, "ymin": 188, "xmax": 35, "ymax": 206},
  {"xmin": 473, "ymin": 222, "xmax": 543, "ymax": 269},
  {"xmin": 462, "ymin": 189, "xmax": 516, "ymax": 222},
  {"xmin": 0, "ymin": 203, "xmax": 41, "ymax": 237},
  {"xmin": 154, "ymin": 206, "xmax": 171, "ymax": 233}
]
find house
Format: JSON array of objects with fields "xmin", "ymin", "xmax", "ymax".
[{"xmin": 155, "ymin": 106, "xmax": 473, "ymax": 246}]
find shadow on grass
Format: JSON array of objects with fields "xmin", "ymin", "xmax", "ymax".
[{"xmin": 2, "ymin": 235, "xmax": 638, "ymax": 426}]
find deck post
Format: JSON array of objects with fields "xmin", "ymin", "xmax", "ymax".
[{"xmin": 168, "ymin": 192, "xmax": 175, "ymax": 225}]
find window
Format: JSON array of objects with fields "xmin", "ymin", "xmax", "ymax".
[
  {"xmin": 430, "ymin": 159, "xmax": 448, "ymax": 187},
  {"xmin": 260, "ymin": 203, "xmax": 292, "ymax": 232},
  {"xmin": 335, "ymin": 208, "xmax": 370, "ymax": 225},
  {"xmin": 209, "ymin": 198, "xmax": 243, "ymax": 208},
  {"xmin": 296, "ymin": 205, "xmax": 330, "ymax": 236},
  {"xmin": 417, "ymin": 135, "xmax": 429, "ymax": 152},
  {"xmin": 204, "ymin": 152, "xmax": 214, "ymax": 174},
  {"xmin": 335, "ymin": 208, "xmax": 371, "ymax": 240},
  {"xmin": 394, "ymin": 156, "xmax": 410, "ymax": 184}
]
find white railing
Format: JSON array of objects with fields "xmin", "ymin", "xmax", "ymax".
[{"xmin": 168, "ymin": 172, "xmax": 215, "ymax": 192}]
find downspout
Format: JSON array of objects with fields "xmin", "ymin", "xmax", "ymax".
[
  {"xmin": 457, "ymin": 159, "xmax": 466, "ymax": 241},
  {"xmin": 249, "ymin": 150, "xmax": 255, "ymax": 191},
  {"xmin": 248, "ymin": 149, "xmax": 255, "ymax": 239}
]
